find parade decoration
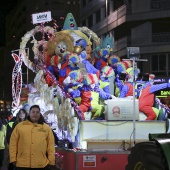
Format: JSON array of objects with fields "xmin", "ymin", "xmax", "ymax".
[
  {"xmin": 20, "ymin": 25, "xmax": 55, "ymax": 72},
  {"xmin": 11, "ymin": 53, "xmax": 23, "ymax": 109},
  {"xmin": 10, "ymin": 12, "xmax": 170, "ymax": 164},
  {"xmin": 78, "ymin": 26, "xmax": 100, "ymax": 46}
]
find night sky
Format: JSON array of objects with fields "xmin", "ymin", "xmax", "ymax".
[{"xmin": 0, "ymin": 0, "xmax": 18, "ymax": 46}]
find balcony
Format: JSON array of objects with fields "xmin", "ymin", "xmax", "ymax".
[
  {"xmin": 80, "ymin": 0, "xmax": 105, "ymax": 19},
  {"xmin": 150, "ymin": 0, "xmax": 170, "ymax": 10},
  {"xmin": 114, "ymin": 33, "xmax": 170, "ymax": 55},
  {"xmin": 91, "ymin": 5, "xmax": 127, "ymax": 33}
]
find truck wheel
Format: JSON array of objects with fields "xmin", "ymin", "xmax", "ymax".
[{"xmin": 126, "ymin": 141, "xmax": 167, "ymax": 170}]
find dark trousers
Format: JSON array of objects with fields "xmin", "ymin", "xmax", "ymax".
[
  {"xmin": 0, "ymin": 149, "xmax": 4, "ymax": 166},
  {"xmin": 8, "ymin": 163, "xmax": 15, "ymax": 170}
]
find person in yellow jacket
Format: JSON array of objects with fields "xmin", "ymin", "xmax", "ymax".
[
  {"xmin": 9, "ymin": 105, "xmax": 55, "ymax": 170},
  {"xmin": 0, "ymin": 118, "xmax": 6, "ymax": 170}
]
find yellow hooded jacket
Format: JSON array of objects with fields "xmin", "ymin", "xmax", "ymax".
[{"xmin": 9, "ymin": 120, "xmax": 55, "ymax": 168}]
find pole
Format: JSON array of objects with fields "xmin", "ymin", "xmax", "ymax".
[
  {"xmin": 132, "ymin": 58, "xmax": 136, "ymax": 146},
  {"xmin": 26, "ymin": 48, "xmax": 29, "ymax": 85},
  {"xmin": 123, "ymin": 57, "xmax": 148, "ymax": 147},
  {"xmin": 106, "ymin": 0, "xmax": 108, "ymax": 34}
]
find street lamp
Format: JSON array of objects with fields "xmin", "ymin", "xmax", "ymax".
[{"xmin": 106, "ymin": 0, "xmax": 108, "ymax": 34}]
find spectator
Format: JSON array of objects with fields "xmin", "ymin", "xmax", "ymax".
[
  {"xmin": 9, "ymin": 105, "xmax": 55, "ymax": 169},
  {"xmin": 0, "ymin": 118, "xmax": 6, "ymax": 170},
  {"xmin": 7, "ymin": 109, "xmax": 27, "ymax": 170},
  {"xmin": 6, "ymin": 109, "xmax": 27, "ymax": 145}
]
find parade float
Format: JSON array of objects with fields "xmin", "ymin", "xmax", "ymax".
[{"xmin": 11, "ymin": 11, "xmax": 170, "ymax": 170}]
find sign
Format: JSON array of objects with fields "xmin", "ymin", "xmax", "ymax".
[
  {"xmin": 83, "ymin": 155, "xmax": 96, "ymax": 167},
  {"xmin": 155, "ymin": 88, "xmax": 170, "ymax": 98},
  {"xmin": 154, "ymin": 77, "xmax": 170, "ymax": 83},
  {"xmin": 32, "ymin": 11, "xmax": 52, "ymax": 24}
]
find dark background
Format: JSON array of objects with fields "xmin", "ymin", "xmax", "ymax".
[{"xmin": 0, "ymin": 0, "xmax": 19, "ymax": 46}]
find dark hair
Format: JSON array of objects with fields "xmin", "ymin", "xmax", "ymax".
[
  {"xmin": 27, "ymin": 105, "xmax": 44, "ymax": 124},
  {"xmin": 15, "ymin": 109, "xmax": 28, "ymax": 123},
  {"xmin": 0, "ymin": 118, "xmax": 3, "ymax": 131},
  {"xmin": 29, "ymin": 105, "xmax": 40, "ymax": 112},
  {"xmin": 27, "ymin": 114, "xmax": 45, "ymax": 124},
  {"xmin": 142, "ymin": 73, "xmax": 149, "ymax": 81},
  {"xmin": 119, "ymin": 72, "xmax": 126, "ymax": 81}
]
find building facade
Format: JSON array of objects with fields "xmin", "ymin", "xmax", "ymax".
[{"xmin": 80, "ymin": 0, "xmax": 170, "ymax": 78}]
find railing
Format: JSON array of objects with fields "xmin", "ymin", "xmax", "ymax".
[
  {"xmin": 150, "ymin": 0, "xmax": 170, "ymax": 10},
  {"xmin": 114, "ymin": 33, "xmax": 170, "ymax": 52},
  {"xmin": 152, "ymin": 33, "xmax": 170, "ymax": 43},
  {"xmin": 117, "ymin": 5, "xmax": 127, "ymax": 18},
  {"xmin": 114, "ymin": 37, "xmax": 130, "ymax": 51},
  {"xmin": 92, "ymin": 5, "xmax": 127, "ymax": 32}
]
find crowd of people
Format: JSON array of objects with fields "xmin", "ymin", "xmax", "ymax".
[{"xmin": 0, "ymin": 105, "xmax": 58, "ymax": 170}]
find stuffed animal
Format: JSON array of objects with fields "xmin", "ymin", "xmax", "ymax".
[{"xmin": 94, "ymin": 35, "xmax": 114, "ymax": 70}]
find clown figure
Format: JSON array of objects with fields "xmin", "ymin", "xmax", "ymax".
[
  {"xmin": 139, "ymin": 73, "xmax": 170, "ymax": 120},
  {"xmin": 44, "ymin": 32, "xmax": 74, "ymax": 66},
  {"xmin": 99, "ymin": 66, "xmax": 115, "ymax": 94},
  {"xmin": 58, "ymin": 53, "xmax": 80, "ymax": 86},
  {"xmin": 119, "ymin": 67, "xmax": 140, "ymax": 98},
  {"xmin": 78, "ymin": 73, "xmax": 113, "ymax": 120},
  {"xmin": 95, "ymin": 35, "xmax": 114, "ymax": 70},
  {"xmin": 63, "ymin": 70, "xmax": 83, "ymax": 105}
]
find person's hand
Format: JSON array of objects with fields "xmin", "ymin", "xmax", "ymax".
[
  {"xmin": 77, "ymin": 83, "xmax": 83, "ymax": 87},
  {"xmin": 45, "ymin": 164, "xmax": 55, "ymax": 170},
  {"xmin": 111, "ymin": 95, "xmax": 117, "ymax": 99},
  {"xmin": 12, "ymin": 162, "xmax": 16, "ymax": 166},
  {"xmin": 109, "ymin": 95, "xmax": 117, "ymax": 99},
  {"xmin": 58, "ymin": 63, "xmax": 61, "ymax": 69},
  {"xmin": 68, "ymin": 88, "xmax": 73, "ymax": 93}
]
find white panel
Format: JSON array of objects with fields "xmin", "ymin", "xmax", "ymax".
[{"xmin": 79, "ymin": 120, "xmax": 166, "ymax": 149}]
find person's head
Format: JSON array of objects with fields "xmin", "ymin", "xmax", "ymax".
[
  {"xmin": 28, "ymin": 105, "xmax": 44, "ymax": 124},
  {"xmin": 100, "ymin": 66, "xmax": 114, "ymax": 80},
  {"xmin": 83, "ymin": 73, "xmax": 99, "ymax": 88},
  {"xmin": 69, "ymin": 70, "xmax": 83, "ymax": 84},
  {"xmin": 16, "ymin": 109, "xmax": 27, "ymax": 123}
]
